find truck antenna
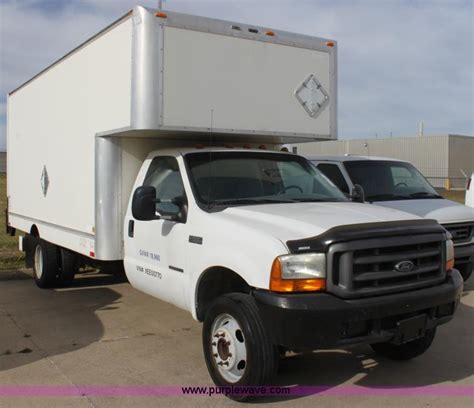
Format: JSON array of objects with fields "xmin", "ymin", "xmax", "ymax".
[{"xmin": 207, "ymin": 109, "xmax": 214, "ymax": 210}]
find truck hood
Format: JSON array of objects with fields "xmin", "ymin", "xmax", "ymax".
[
  {"xmin": 217, "ymin": 202, "xmax": 422, "ymax": 244},
  {"xmin": 375, "ymin": 199, "xmax": 474, "ymax": 225}
]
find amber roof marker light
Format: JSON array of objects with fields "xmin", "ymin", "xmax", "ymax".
[
  {"xmin": 326, "ymin": 41, "xmax": 335, "ymax": 47},
  {"xmin": 155, "ymin": 11, "xmax": 168, "ymax": 18}
]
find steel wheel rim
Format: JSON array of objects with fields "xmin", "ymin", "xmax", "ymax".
[
  {"xmin": 34, "ymin": 245, "xmax": 43, "ymax": 279},
  {"xmin": 210, "ymin": 313, "xmax": 247, "ymax": 383}
]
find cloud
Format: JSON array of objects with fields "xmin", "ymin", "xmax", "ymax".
[{"xmin": 0, "ymin": 0, "xmax": 472, "ymax": 150}]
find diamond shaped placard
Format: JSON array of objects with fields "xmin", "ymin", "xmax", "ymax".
[
  {"xmin": 41, "ymin": 165, "xmax": 49, "ymax": 197},
  {"xmin": 294, "ymin": 74, "xmax": 330, "ymax": 118}
]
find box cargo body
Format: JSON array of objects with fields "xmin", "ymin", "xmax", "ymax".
[{"xmin": 6, "ymin": 6, "xmax": 337, "ymax": 261}]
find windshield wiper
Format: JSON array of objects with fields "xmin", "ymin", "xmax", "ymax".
[
  {"xmin": 208, "ymin": 197, "xmax": 296, "ymax": 208},
  {"xmin": 366, "ymin": 193, "xmax": 410, "ymax": 201},
  {"xmin": 408, "ymin": 192, "xmax": 443, "ymax": 199},
  {"xmin": 289, "ymin": 197, "xmax": 342, "ymax": 203}
]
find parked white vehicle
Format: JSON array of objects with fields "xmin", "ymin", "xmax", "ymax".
[
  {"xmin": 466, "ymin": 173, "xmax": 474, "ymax": 208},
  {"xmin": 6, "ymin": 7, "xmax": 463, "ymax": 398},
  {"xmin": 310, "ymin": 155, "xmax": 474, "ymax": 281}
]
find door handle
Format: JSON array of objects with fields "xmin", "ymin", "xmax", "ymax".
[{"xmin": 128, "ymin": 220, "xmax": 135, "ymax": 238}]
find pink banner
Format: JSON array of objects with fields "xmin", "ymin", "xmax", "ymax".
[{"xmin": 0, "ymin": 385, "xmax": 473, "ymax": 397}]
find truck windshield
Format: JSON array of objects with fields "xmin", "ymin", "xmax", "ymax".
[
  {"xmin": 185, "ymin": 151, "xmax": 347, "ymax": 208},
  {"xmin": 344, "ymin": 160, "xmax": 442, "ymax": 202}
]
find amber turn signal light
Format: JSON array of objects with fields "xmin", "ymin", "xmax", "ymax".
[{"xmin": 270, "ymin": 258, "xmax": 326, "ymax": 292}]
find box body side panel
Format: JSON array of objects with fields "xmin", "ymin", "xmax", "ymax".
[
  {"xmin": 7, "ymin": 18, "xmax": 133, "ymax": 255},
  {"xmin": 162, "ymin": 27, "xmax": 333, "ymax": 138}
]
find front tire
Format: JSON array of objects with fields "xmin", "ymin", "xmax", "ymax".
[
  {"xmin": 33, "ymin": 239, "xmax": 60, "ymax": 288},
  {"xmin": 458, "ymin": 262, "xmax": 472, "ymax": 281},
  {"xmin": 202, "ymin": 293, "xmax": 278, "ymax": 401},
  {"xmin": 371, "ymin": 328, "xmax": 436, "ymax": 360}
]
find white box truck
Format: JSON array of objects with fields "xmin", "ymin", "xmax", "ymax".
[{"xmin": 6, "ymin": 6, "xmax": 462, "ymax": 398}]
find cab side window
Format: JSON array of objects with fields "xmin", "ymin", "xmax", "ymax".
[
  {"xmin": 143, "ymin": 157, "xmax": 186, "ymax": 214},
  {"xmin": 317, "ymin": 163, "xmax": 350, "ymax": 194}
]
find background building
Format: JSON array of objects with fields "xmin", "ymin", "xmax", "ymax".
[{"xmin": 295, "ymin": 134, "xmax": 474, "ymax": 189}]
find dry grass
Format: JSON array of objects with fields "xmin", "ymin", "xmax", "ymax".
[{"xmin": 0, "ymin": 174, "xmax": 24, "ymax": 270}]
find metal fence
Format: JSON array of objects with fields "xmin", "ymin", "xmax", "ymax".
[{"xmin": 414, "ymin": 166, "xmax": 471, "ymax": 190}]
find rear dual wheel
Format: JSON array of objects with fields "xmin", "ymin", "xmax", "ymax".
[{"xmin": 33, "ymin": 239, "xmax": 78, "ymax": 288}]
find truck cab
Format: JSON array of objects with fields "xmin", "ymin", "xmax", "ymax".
[
  {"xmin": 310, "ymin": 155, "xmax": 474, "ymax": 280},
  {"xmin": 121, "ymin": 147, "xmax": 462, "ymax": 391}
]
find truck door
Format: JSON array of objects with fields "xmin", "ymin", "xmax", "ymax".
[{"xmin": 124, "ymin": 156, "xmax": 188, "ymax": 310}]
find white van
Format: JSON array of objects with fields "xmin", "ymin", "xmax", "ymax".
[
  {"xmin": 310, "ymin": 155, "xmax": 474, "ymax": 281},
  {"xmin": 466, "ymin": 173, "xmax": 474, "ymax": 208}
]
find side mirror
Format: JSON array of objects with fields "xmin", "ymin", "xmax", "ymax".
[
  {"xmin": 351, "ymin": 184, "xmax": 365, "ymax": 203},
  {"xmin": 132, "ymin": 186, "xmax": 187, "ymax": 223},
  {"xmin": 132, "ymin": 186, "xmax": 159, "ymax": 221}
]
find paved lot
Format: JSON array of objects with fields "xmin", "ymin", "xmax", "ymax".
[{"xmin": 1, "ymin": 268, "xmax": 473, "ymax": 407}]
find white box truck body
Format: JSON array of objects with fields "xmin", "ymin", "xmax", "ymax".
[
  {"xmin": 6, "ymin": 7, "xmax": 462, "ymax": 396},
  {"xmin": 7, "ymin": 6, "xmax": 337, "ymax": 261}
]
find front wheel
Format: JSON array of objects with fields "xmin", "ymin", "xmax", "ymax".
[
  {"xmin": 371, "ymin": 327, "xmax": 436, "ymax": 360},
  {"xmin": 202, "ymin": 293, "xmax": 278, "ymax": 400}
]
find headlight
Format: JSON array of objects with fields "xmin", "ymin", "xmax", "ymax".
[
  {"xmin": 445, "ymin": 239, "xmax": 454, "ymax": 271},
  {"xmin": 270, "ymin": 253, "xmax": 326, "ymax": 292}
]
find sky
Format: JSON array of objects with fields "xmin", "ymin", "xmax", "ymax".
[{"xmin": 0, "ymin": 0, "xmax": 473, "ymax": 150}]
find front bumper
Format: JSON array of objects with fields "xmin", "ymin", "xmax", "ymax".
[
  {"xmin": 454, "ymin": 242, "xmax": 474, "ymax": 265},
  {"xmin": 253, "ymin": 270, "xmax": 463, "ymax": 350}
]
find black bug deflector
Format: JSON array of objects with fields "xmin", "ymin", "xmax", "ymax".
[{"xmin": 286, "ymin": 219, "xmax": 445, "ymax": 254}]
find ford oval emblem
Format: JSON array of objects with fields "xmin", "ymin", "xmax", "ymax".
[{"xmin": 394, "ymin": 260, "xmax": 415, "ymax": 272}]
